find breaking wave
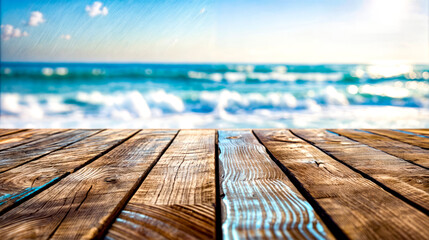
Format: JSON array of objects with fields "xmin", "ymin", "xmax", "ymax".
[{"xmin": 1, "ymin": 63, "xmax": 428, "ymax": 128}]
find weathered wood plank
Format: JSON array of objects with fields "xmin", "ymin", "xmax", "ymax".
[
  {"xmin": 365, "ymin": 129, "xmax": 429, "ymax": 149},
  {"xmin": 0, "ymin": 129, "xmax": 138, "ymax": 214},
  {"xmin": 106, "ymin": 130, "xmax": 216, "ymax": 240},
  {"xmin": 218, "ymin": 130, "xmax": 332, "ymax": 240},
  {"xmin": 0, "ymin": 129, "xmax": 27, "ymax": 137},
  {"xmin": 0, "ymin": 129, "xmax": 67, "ymax": 151},
  {"xmin": 401, "ymin": 129, "xmax": 429, "ymax": 136},
  {"xmin": 107, "ymin": 205, "xmax": 215, "ymax": 240},
  {"xmin": 330, "ymin": 129, "xmax": 429, "ymax": 168},
  {"xmin": 0, "ymin": 130, "xmax": 177, "ymax": 239},
  {"xmin": 255, "ymin": 129, "xmax": 429, "ymax": 240},
  {"xmin": 293, "ymin": 129, "xmax": 429, "ymax": 212},
  {"xmin": 0, "ymin": 129, "xmax": 99, "ymax": 173}
]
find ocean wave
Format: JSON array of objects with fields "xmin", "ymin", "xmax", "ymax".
[
  {"xmin": 187, "ymin": 71, "xmax": 345, "ymax": 83},
  {"xmin": 2, "ymin": 63, "xmax": 428, "ymax": 83},
  {"xmin": 2, "ymin": 67, "xmax": 349, "ymax": 82},
  {"xmin": 2, "ymin": 84, "xmax": 428, "ymax": 123}
]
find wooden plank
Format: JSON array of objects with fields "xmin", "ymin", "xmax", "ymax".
[
  {"xmin": 0, "ymin": 129, "xmax": 67, "ymax": 151},
  {"xmin": 0, "ymin": 129, "xmax": 98, "ymax": 173},
  {"xmin": 401, "ymin": 129, "xmax": 429, "ymax": 136},
  {"xmin": 0, "ymin": 130, "xmax": 177, "ymax": 239},
  {"xmin": 0, "ymin": 129, "xmax": 27, "ymax": 137},
  {"xmin": 329, "ymin": 129, "xmax": 429, "ymax": 169},
  {"xmin": 106, "ymin": 130, "xmax": 217, "ymax": 240},
  {"xmin": 217, "ymin": 130, "xmax": 332, "ymax": 240},
  {"xmin": 293, "ymin": 129, "xmax": 429, "ymax": 212},
  {"xmin": 365, "ymin": 129, "xmax": 429, "ymax": 149},
  {"xmin": 0, "ymin": 129, "xmax": 138, "ymax": 214},
  {"xmin": 254, "ymin": 129, "xmax": 429, "ymax": 240}
]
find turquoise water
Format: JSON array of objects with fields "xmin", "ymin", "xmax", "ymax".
[{"xmin": 1, "ymin": 63, "xmax": 428, "ymax": 128}]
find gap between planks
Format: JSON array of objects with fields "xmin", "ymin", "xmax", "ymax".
[
  {"xmin": 254, "ymin": 129, "xmax": 429, "ymax": 240},
  {"xmin": 364, "ymin": 129, "xmax": 429, "ymax": 150},
  {"xmin": 0, "ymin": 129, "xmax": 102, "ymax": 174},
  {"xmin": 252, "ymin": 130, "xmax": 348, "ymax": 240},
  {"xmin": 0, "ymin": 129, "xmax": 70, "ymax": 152},
  {"xmin": 0, "ymin": 129, "xmax": 428, "ymax": 240},
  {"xmin": 0, "ymin": 129, "xmax": 141, "ymax": 215},
  {"xmin": 329, "ymin": 129, "xmax": 429, "ymax": 169},
  {"xmin": 105, "ymin": 130, "xmax": 216, "ymax": 240},
  {"xmin": 293, "ymin": 129, "xmax": 429, "ymax": 215},
  {"xmin": 0, "ymin": 129, "xmax": 28, "ymax": 138},
  {"xmin": 218, "ymin": 130, "xmax": 333, "ymax": 240},
  {"xmin": 0, "ymin": 130, "xmax": 179, "ymax": 239}
]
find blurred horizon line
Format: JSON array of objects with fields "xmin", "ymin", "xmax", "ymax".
[{"xmin": 2, "ymin": 61, "xmax": 429, "ymax": 65}]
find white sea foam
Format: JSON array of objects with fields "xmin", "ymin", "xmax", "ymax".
[
  {"xmin": 42, "ymin": 68, "xmax": 54, "ymax": 76},
  {"xmin": 224, "ymin": 72, "xmax": 247, "ymax": 83},
  {"xmin": 325, "ymin": 86, "xmax": 349, "ymax": 105},
  {"xmin": 120, "ymin": 91, "xmax": 151, "ymax": 118},
  {"xmin": 110, "ymin": 109, "xmax": 133, "ymax": 121},
  {"xmin": 304, "ymin": 99, "xmax": 322, "ymax": 112},
  {"xmin": 1, "ymin": 94, "xmax": 45, "ymax": 119},
  {"xmin": 1, "ymin": 94, "xmax": 21, "ymax": 114},
  {"xmin": 210, "ymin": 73, "xmax": 223, "ymax": 82},
  {"xmin": 1, "ymin": 85, "xmax": 428, "ymax": 129},
  {"xmin": 55, "ymin": 67, "xmax": 68, "ymax": 76},
  {"xmin": 24, "ymin": 96, "xmax": 45, "ymax": 119},
  {"xmin": 273, "ymin": 66, "xmax": 287, "ymax": 73},
  {"xmin": 200, "ymin": 90, "xmax": 300, "ymax": 113},
  {"xmin": 147, "ymin": 90, "xmax": 185, "ymax": 113},
  {"xmin": 41, "ymin": 67, "xmax": 68, "ymax": 76},
  {"xmin": 188, "ymin": 71, "xmax": 343, "ymax": 82},
  {"xmin": 283, "ymin": 93, "xmax": 298, "ymax": 108},
  {"xmin": 3, "ymin": 68, "xmax": 11, "ymax": 75},
  {"xmin": 268, "ymin": 72, "xmax": 343, "ymax": 82},
  {"xmin": 77, "ymin": 91, "xmax": 105, "ymax": 104},
  {"xmin": 92, "ymin": 69, "xmax": 103, "ymax": 75},
  {"xmin": 46, "ymin": 96, "xmax": 72, "ymax": 113},
  {"xmin": 360, "ymin": 84, "xmax": 410, "ymax": 98},
  {"xmin": 2, "ymin": 105, "xmax": 428, "ymax": 129}
]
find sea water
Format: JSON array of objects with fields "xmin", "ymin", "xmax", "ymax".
[{"xmin": 1, "ymin": 63, "xmax": 428, "ymax": 128}]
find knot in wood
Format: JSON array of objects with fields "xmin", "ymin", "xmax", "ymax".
[
  {"xmin": 104, "ymin": 177, "xmax": 117, "ymax": 183},
  {"xmin": 227, "ymin": 135, "xmax": 241, "ymax": 139}
]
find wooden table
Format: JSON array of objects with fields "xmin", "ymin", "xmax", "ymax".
[{"xmin": 0, "ymin": 129, "xmax": 428, "ymax": 239}]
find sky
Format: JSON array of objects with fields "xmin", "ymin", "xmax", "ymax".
[{"xmin": 1, "ymin": 0, "xmax": 428, "ymax": 64}]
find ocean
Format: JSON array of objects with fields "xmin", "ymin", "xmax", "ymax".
[{"xmin": 1, "ymin": 63, "xmax": 428, "ymax": 128}]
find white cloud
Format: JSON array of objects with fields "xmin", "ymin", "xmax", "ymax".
[
  {"xmin": 60, "ymin": 34, "xmax": 71, "ymax": 40},
  {"xmin": 28, "ymin": 11, "xmax": 45, "ymax": 26},
  {"xmin": 200, "ymin": 8, "xmax": 206, "ymax": 14},
  {"xmin": 1, "ymin": 24, "xmax": 29, "ymax": 40},
  {"xmin": 86, "ymin": 2, "xmax": 108, "ymax": 17}
]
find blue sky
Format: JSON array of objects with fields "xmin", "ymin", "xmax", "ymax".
[{"xmin": 1, "ymin": 0, "xmax": 428, "ymax": 63}]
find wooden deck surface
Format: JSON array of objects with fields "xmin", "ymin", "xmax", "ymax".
[{"xmin": 0, "ymin": 129, "xmax": 428, "ymax": 240}]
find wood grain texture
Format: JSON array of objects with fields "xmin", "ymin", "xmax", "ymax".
[
  {"xmin": 293, "ymin": 129, "xmax": 429, "ymax": 212},
  {"xmin": 219, "ymin": 130, "xmax": 332, "ymax": 240},
  {"xmin": 0, "ymin": 129, "xmax": 137, "ymax": 214},
  {"xmin": 106, "ymin": 129, "xmax": 216, "ymax": 240},
  {"xmin": 401, "ymin": 129, "xmax": 429, "ymax": 136},
  {"xmin": 0, "ymin": 129, "xmax": 99, "ymax": 173},
  {"xmin": 0, "ymin": 129, "xmax": 67, "ymax": 151},
  {"xmin": 330, "ymin": 129, "xmax": 429, "ymax": 168},
  {"xmin": 365, "ymin": 129, "xmax": 429, "ymax": 149},
  {"xmin": 254, "ymin": 129, "xmax": 429, "ymax": 240},
  {"xmin": 0, "ymin": 130, "xmax": 177, "ymax": 240},
  {"xmin": 0, "ymin": 129, "xmax": 27, "ymax": 137},
  {"xmin": 106, "ymin": 204, "xmax": 215, "ymax": 240}
]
